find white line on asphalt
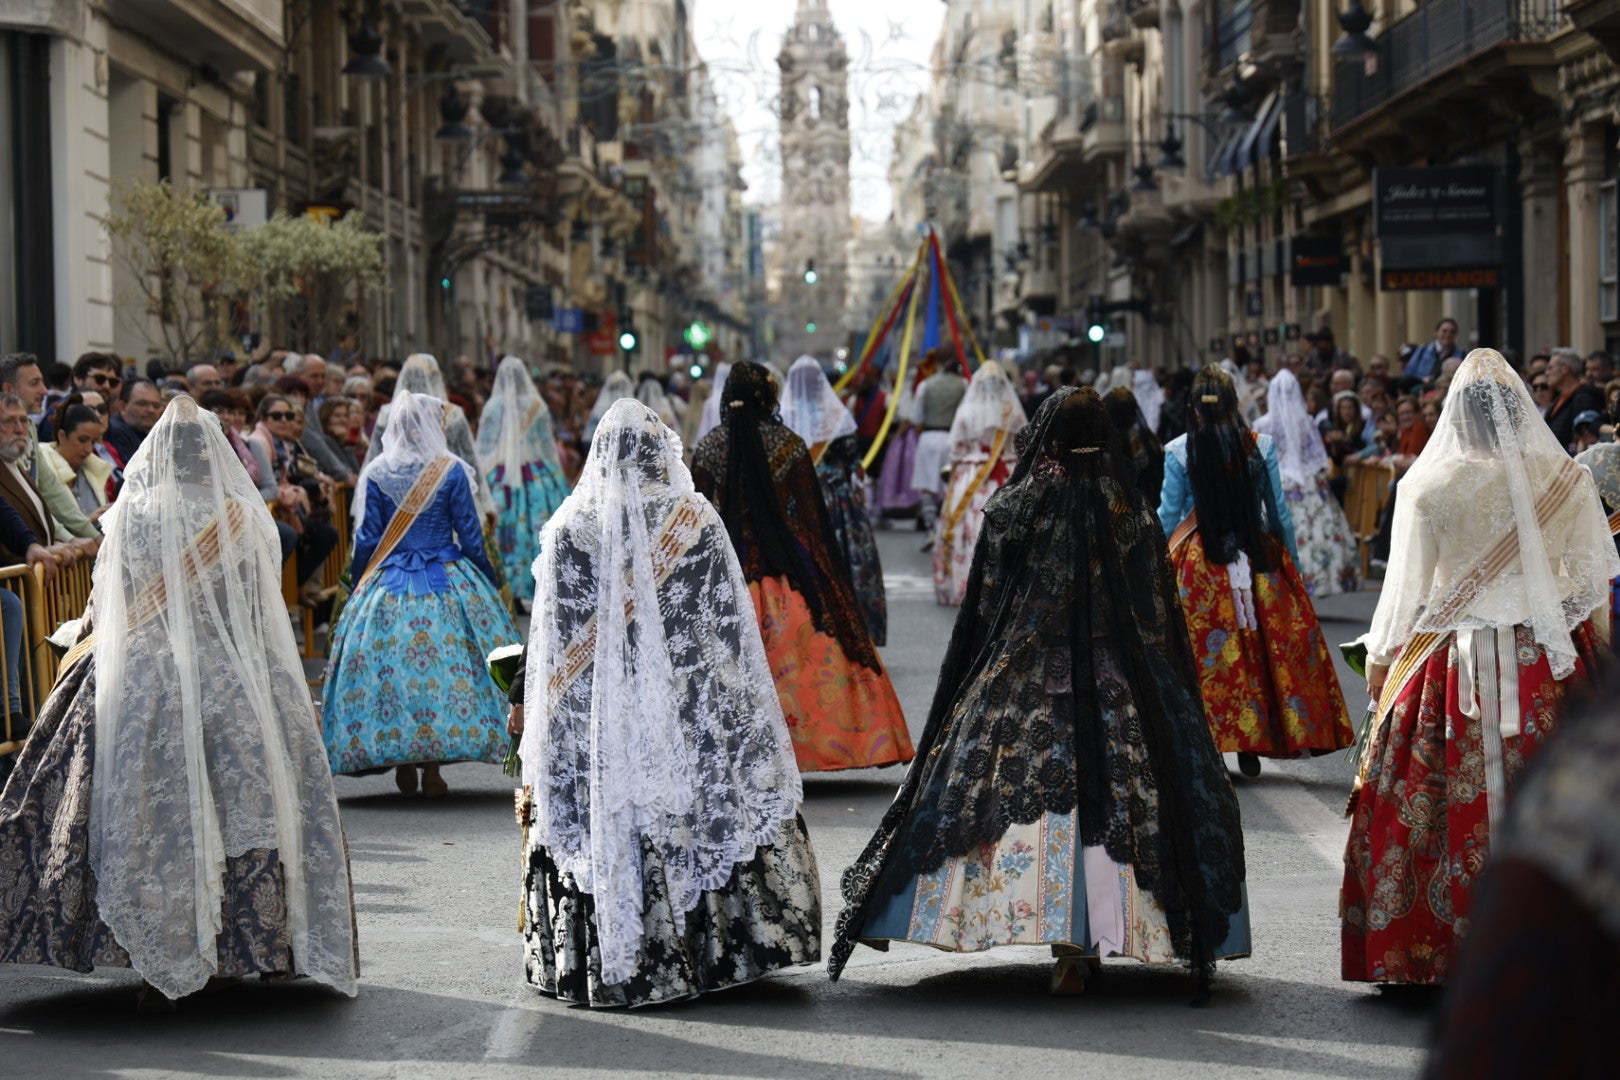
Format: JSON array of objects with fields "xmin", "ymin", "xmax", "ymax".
[
  {"xmin": 484, "ymin": 1003, "xmax": 545, "ymax": 1062},
  {"xmin": 1241, "ymin": 762, "xmax": 1352, "ymax": 869}
]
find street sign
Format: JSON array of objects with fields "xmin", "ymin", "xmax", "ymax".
[
  {"xmin": 525, "ymin": 285, "xmax": 553, "ymax": 322},
  {"xmin": 207, "ymin": 188, "xmax": 268, "ymax": 230},
  {"xmin": 586, "ymin": 311, "xmax": 617, "ymax": 356},
  {"xmin": 553, "ymin": 308, "xmax": 585, "ymax": 334},
  {"xmin": 1290, "ymin": 236, "xmax": 1347, "ymax": 286}
]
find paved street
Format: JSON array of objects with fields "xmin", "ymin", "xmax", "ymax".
[{"xmin": 0, "ymin": 530, "xmax": 1431, "ymax": 1079}]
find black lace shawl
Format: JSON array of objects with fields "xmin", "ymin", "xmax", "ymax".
[
  {"xmin": 828, "ymin": 387, "xmax": 1245, "ymax": 984},
  {"xmin": 691, "ymin": 364, "xmax": 880, "ymax": 672}
]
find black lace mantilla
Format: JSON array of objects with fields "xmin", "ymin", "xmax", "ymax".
[{"xmin": 828, "ymin": 387, "xmax": 1246, "ymax": 982}]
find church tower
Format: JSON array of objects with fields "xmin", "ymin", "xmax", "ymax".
[{"xmin": 776, "ymin": 0, "xmax": 853, "ymax": 361}]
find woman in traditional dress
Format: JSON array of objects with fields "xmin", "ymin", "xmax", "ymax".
[
  {"xmin": 476, "ymin": 356, "xmax": 570, "ymax": 607},
  {"xmin": 780, "ymin": 355, "xmax": 886, "ymax": 643},
  {"xmin": 1343, "ymin": 349, "xmax": 1617, "ymax": 987},
  {"xmin": 1573, "ymin": 425, "xmax": 1620, "ymax": 632},
  {"xmin": 1133, "ymin": 369, "xmax": 1165, "ymax": 438},
  {"xmin": 694, "ymin": 361, "xmax": 732, "ymax": 443},
  {"xmin": 510, "ymin": 399, "xmax": 820, "ymax": 1007},
  {"xmin": 873, "ymin": 353, "xmax": 932, "ymax": 527},
  {"xmin": 1252, "ymin": 368, "xmax": 1361, "ymax": 599},
  {"xmin": 0, "ymin": 397, "xmax": 357, "ymax": 1006},
  {"xmin": 323, "ymin": 390, "xmax": 520, "ymax": 797},
  {"xmin": 693, "ymin": 362, "xmax": 913, "ymax": 772},
  {"xmin": 932, "ymin": 360, "xmax": 1024, "ymax": 606},
  {"xmin": 366, "ymin": 353, "xmax": 496, "ymax": 523},
  {"xmin": 584, "ymin": 371, "xmax": 635, "ymax": 446},
  {"xmin": 1158, "ymin": 365, "xmax": 1353, "ymax": 778},
  {"xmin": 1102, "ymin": 385, "xmax": 1165, "ymax": 503},
  {"xmin": 634, "ymin": 372, "xmax": 681, "ymax": 430},
  {"xmin": 829, "ymin": 388, "xmax": 1250, "ymax": 996}
]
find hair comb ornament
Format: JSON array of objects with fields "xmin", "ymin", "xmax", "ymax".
[
  {"xmin": 1200, "ymin": 394, "xmax": 1220, "ymax": 403},
  {"xmin": 1072, "ymin": 446, "xmax": 1102, "ymax": 454}
]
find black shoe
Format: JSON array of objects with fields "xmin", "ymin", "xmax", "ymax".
[{"xmin": 1237, "ymin": 752, "xmax": 1261, "ymax": 778}]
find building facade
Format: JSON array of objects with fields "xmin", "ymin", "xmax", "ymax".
[{"xmin": 0, "ymin": 0, "xmax": 753, "ymax": 375}]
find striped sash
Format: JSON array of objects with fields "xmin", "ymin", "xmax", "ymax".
[
  {"xmin": 938, "ymin": 428, "xmax": 1010, "ymax": 565},
  {"xmin": 355, "ymin": 457, "xmax": 455, "ymax": 592},
  {"xmin": 544, "ymin": 500, "xmax": 707, "ymax": 700}
]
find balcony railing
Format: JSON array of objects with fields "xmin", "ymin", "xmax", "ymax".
[{"xmin": 1332, "ymin": 0, "xmax": 1565, "ymax": 130}]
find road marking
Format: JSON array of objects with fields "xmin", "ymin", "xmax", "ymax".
[
  {"xmin": 484, "ymin": 1003, "xmax": 544, "ymax": 1061},
  {"xmin": 883, "ymin": 572, "xmax": 935, "ymax": 597},
  {"xmin": 1243, "ymin": 763, "xmax": 1352, "ymax": 870}
]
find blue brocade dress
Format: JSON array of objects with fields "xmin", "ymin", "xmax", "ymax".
[
  {"xmin": 489, "ymin": 459, "xmax": 570, "ymax": 604},
  {"xmin": 321, "ymin": 473, "xmax": 521, "ymax": 774}
]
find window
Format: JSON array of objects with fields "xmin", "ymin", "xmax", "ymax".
[
  {"xmin": 809, "ymin": 86, "xmax": 821, "ymax": 121},
  {"xmin": 1601, "ymin": 179, "xmax": 1617, "ymax": 323}
]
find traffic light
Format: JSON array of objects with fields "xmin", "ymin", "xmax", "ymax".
[
  {"xmin": 618, "ymin": 329, "xmax": 638, "ymax": 352},
  {"xmin": 803, "ymin": 260, "xmax": 818, "ymax": 285},
  {"xmin": 806, "ymin": 321, "xmax": 817, "ymax": 334},
  {"xmin": 1087, "ymin": 321, "xmax": 1106, "ymax": 344},
  {"xmin": 1085, "ymin": 294, "xmax": 1107, "ymax": 344},
  {"xmin": 683, "ymin": 320, "xmax": 713, "ymax": 350}
]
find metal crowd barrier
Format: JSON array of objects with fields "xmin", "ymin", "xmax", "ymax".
[{"xmin": 0, "ymin": 556, "xmax": 91, "ymax": 759}]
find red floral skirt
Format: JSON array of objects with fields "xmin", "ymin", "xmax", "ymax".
[
  {"xmin": 749, "ymin": 576, "xmax": 914, "ymax": 773},
  {"xmin": 1171, "ymin": 532, "xmax": 1353, "ymax": 756},
  {"xmin": 1340, "ymin": 621, "xmax": 1603, "ymax": 985}
]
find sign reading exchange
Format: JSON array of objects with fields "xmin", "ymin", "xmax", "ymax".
[{"xmin": 1381, "ymin": 267, "xmax": 1502, "ymax": 291}]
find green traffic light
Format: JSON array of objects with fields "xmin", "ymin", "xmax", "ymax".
[
  {"xmin": 1087, "ymin": 323, "xmax": 1106, "ymax": 344},
  {"xmin": 684, "ymin": 320, "xmax": 713, "ymax": 349},
  {"xmin": 804, "ymin": 269, "xmax": 818, "ymax": 285},
  {"xmin": 618, "ymin": 331, "xmax": 637, "ymax": 351},
  {"xmin": 806, "ymin": 322, "xmax": 817, "ymax": 334}
]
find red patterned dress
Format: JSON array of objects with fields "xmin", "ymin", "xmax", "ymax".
[{"xmin": 1159, "ymin": 433, "xmax": 1354, "ymax": 757}]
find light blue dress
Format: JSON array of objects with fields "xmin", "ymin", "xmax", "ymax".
[
  {"xmin": 1157, "ymin": 432, "xmax": 1299, "ymax": 565},
  {"xmin": 489, "ymin": 459, "xmax": 570, "ymax": 604},
  {"xmin": 321, "ymin": 471, "xmax": 520, "ymax": 774}
]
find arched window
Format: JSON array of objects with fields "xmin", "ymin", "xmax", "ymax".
[{"xmin": 809, "ymin": 86, "xmax": 822, "ymax": 121}]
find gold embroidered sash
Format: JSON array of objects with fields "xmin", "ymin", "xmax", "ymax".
[
  {"xmin": 1357, "ymin": 460, "xmax": 1586, "ymax": 789},
  {"xmin": 938, "ymin": 428, "xmax": 1010, "ymax": 566},
  {"xmin": 355, "ymin": 457, "xmax": 455, "ymax": 592},
  {"xmin": 1608, "ymin": 508, "xmax": 1620, "ymax": 537},
  {"xmin": 544, "ymin": 500, "xmax": 707, "ymax": 700}
]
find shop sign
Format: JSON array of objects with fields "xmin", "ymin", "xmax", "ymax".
[
  {"xmin": 1290, "ymin": 236, "xmax": 1347, "ymax": 286},
  {"xmin": 1380, "ymin": 267, "xmax": 1503, "ymax": 291},
  {"xmin": 586, "ymin": 311, "xmax": 617, "ymax": 355},
  {"xmin": 1375, "ymin": 166, "xmax": 1503, "ymax": 281}
]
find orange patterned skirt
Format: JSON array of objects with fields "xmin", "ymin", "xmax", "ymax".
[
  {"xmin": 749, "ymin": 575, "xmax": 914, "ymax": 773},
  {"xmin": 1170, "ymin": 531, "xmax": 1353, "ymax": 757}
]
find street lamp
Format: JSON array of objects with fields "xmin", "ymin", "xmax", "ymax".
[
  {"xmin": 435, "ymin": 88, "xmax": 474, "ymax": 141},
  {"xmin": 1129, "ymin": 159, "xmax": 1158, "ymax": 195},
  {"xmin": 1155, "ymin": 124, "xmax": 1186, "ymax": 172},
  {"xmin": 497, "ymin": 146, "xmax": 528, "ymax": 187},
  {"xmin": 1331, "ymin": 1, "xmax": 1379, "ymax": 59},
  {"xmin": 341, "ymin": 20, "xmax": 392, "ymax": 79}
]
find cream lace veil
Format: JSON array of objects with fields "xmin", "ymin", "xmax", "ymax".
[{"xmin": 90, "ymin": 397, "xmax": 356, "ymax": 999}]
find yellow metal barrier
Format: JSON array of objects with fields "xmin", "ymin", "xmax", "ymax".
[{"xmin": 0, "ymin": 563, "xmax": 51, "ymax": 759}]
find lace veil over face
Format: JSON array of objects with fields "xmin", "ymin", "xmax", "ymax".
[
  {"xmin": 397, "ymin": 352, "xmax": 448, "ymax": 397},
  {"xmin": 476, "ymin": 355, "xmax": 561, "ymax": 477},
  {"xmin": 780, "ymin": 355, "xmax": 857, "ymax": 448},
  {"xmin": 1132, "ymin": 369, "xmax": 1164, "ymax": 434},
  {"xmin": 353, "ymin": 388, "xmax": 476, "ymax": 536},
  {"xmin": 947, "ymin": 360, "xmax": 1027, "ymax": 455},
  {"xmin": 90, "ymin": 397, "xmax": 356, "ymax": 999},
  {"xmin": 1252, "ymin": 368, "xmax": 1329, "ymax": 484},
  {"xmin": 1367, "ymin": 348, "xmax": 1620, "ymax": 677},
  {"xmin": 521, "ymin": 399, "xmax": 801, "ymax": 986}
]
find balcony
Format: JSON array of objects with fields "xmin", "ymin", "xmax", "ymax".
[
  {"xmin": 401, "ymin": 0, "xmax": 497, "ymax": 68},
  {"xmin": 1081, "ymin": 97, "xmax": 1127, "ymax": 165},
  {"xmin": 105, "ymin": 0, "xmax": 283, "ymax": 71},
  {"xmin": 1212, "ymin": 0, "xmax": 1254, "ymax": 73},
  {"xmin": 1331, "ymin": 0, "xmax": 1566, "ymax": 132},
  {"xmin": 1565, "ymin": 0, "xmax": 1620, "ymax": 63}
]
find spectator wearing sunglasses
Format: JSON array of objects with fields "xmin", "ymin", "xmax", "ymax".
[
  {"xmin": 71, "ymin": 352, "xmax": 123, "ymax": 414},
  {"xmin": 1531, "ymin": 373, "xmax": 1556, "ymax": 417},
  {"xmin": 247, "ymin": 394, "xmax": 338, "ymax": 600}
]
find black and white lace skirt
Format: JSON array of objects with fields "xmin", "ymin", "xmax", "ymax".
[{"xmin": 521, "ymin": 815, "xmax": 822, "ymax": 1007}]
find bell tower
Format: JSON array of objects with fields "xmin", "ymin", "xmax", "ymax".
[{"xmin": 776, "ymin": 0, "xmax": 852, "ymax": 360}]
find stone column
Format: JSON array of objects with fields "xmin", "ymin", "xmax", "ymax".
[
  {"xmin": 1566, "ymin": 121, "xmax": 1606, "ymax": 354},
  {"xmin": 49, "ymin": 26, "xmax": 114, "ymax": 359}
]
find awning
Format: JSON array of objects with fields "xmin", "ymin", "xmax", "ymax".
[
  {"xmin": 1232, "ymin": 91, "xmax": 1282, "ymax": 174},
  {"xmin": 1205, "ymin": 127, "xmax": 1242, "ymax": 183}
]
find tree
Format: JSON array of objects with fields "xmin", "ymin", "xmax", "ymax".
[
  {"xmin": 240, "ymin": 211, "xmax": 387, "ymax": 351},
  {"xmin": 103, "ymin": 180, "xmax": 255, "ymax": 371}
]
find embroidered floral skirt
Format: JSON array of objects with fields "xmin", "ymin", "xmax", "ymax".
[
  {"xmin": 0, "ymin": 657, "xmax": 348, "ymax": 981},
  {"xmin": 873, "ymin": 428, "xmax": 921, "ymax": 517},
  {"xmin": 857, "ymin": 810, "xmax": 1251, "ymax": 963},
  {"xmin": 1341, "ymin": 622, "xmax": 1603, "ymax": 985},
  {"xmin": 932, "ymin": 453, "xmax": 1011, "ymax": 607},
  {"xmin": 1171, "ymin": 532, "xmax": 1353, "ymax": 757},
  {"xmin": 521, "ymin": 815, "xmax": 822, "ymax": 1008},
  {"xmin": 749, "ymin": 576, "xmax": 913, "ymax": 773},
  {"xmin": 322, "ymin": 560, "xmax": 520, "ymax": 774},
  {"xmin": 489, "ymin": 461, "xmax": 570, "ymax": 604},
  {"xmin": 817, "ymin": 463, "xmax": 887, "ymax": 645},
  {"xmin": 1283, "ymin": 473, "xmax": 1362, "ymax": 599}
]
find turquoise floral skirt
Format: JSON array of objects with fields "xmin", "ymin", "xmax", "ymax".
[
  {"xmin": 490, "ymin": 462, "xmax": 570, "ymax": 603},
  {"xmin": 321, "ymin": 560, "xmax": 520, "ymax": 774}
]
